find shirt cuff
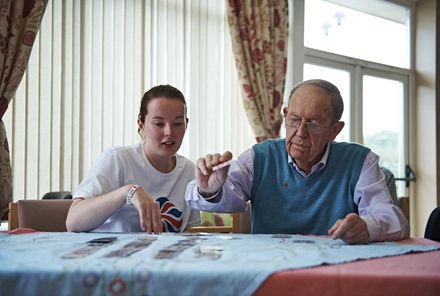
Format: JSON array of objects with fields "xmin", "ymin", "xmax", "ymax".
[
  {"xmin": 361, "ymin": 215, "xmax": 379, "ymax": 242},
  {"xmin": 197, "ymin": 188, "xmax": 221, "ymax": 201}
]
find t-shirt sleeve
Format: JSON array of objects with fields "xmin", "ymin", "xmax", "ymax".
[{"xmin": 73, "ymin": 149, "xmax": 124, "ymax": 199}]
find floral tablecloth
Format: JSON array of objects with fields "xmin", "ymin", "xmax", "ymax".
[{"xmin": 0, "ymin": 232, "xmax": 438, "ymax": 296}]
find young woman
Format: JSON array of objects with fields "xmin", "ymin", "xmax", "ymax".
[{"xmin": 66, "ymin": 85, "xmax": 200, "ymax": 234}]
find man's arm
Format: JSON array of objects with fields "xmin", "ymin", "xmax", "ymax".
[
  {"xmin": 185, "ymin": 149, "xmax": 254, "ymax": 213},
  {"xmin": 354, "ymin": 151, "xmax": 410, "ymax": 242}
]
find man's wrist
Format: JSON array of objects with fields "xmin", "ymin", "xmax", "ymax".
[{"xmin": 197, "ymin": 187, "xmax": 219, "ymax": 200}]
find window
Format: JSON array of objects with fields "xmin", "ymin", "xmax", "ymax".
[
  {"xmin": 304, "ymin": 0, "xmax": 410, "ymax": 68},
  {"xmin": 301, "ymin": 0, "xmax": 413, "ymax": 197},
  {"xmin": 362, "ymin": 74, "xmax": 406, "ymax": 178}
]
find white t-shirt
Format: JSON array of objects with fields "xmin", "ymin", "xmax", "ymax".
[{"xmin": 73, "ymin": 142, "xmax": 200, "ymax": 232}]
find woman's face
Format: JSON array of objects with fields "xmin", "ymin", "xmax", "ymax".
[{"xmin": 138, "ymin": 97, "xmax": 188, "ymax": 159}]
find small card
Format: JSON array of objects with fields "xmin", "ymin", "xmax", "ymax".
[
  {"xmin": 61, "ymin": 236, "xmax": 117, "ymax": 258},
  {"xmin": 61, "ymin": 245, "xmax": 103, "ymax": 258},
  {"xmin": 180, "ymin": 232, "xmax": 212, "ymax": 236},
  {"xmin": 212, "ymin": 160, "xmax": 233, "ymax": 171},
  {"xmin": 155, "ymin": 237, "xmax": 207, "ymax": 259},
  {"xmin": 86, "ymin": 236, "xmax": 117, "ymax": 245},
  {"xmin": 104, "ymin": 237, "xmax": 157, "ymax": 258},
  {"xmin": 271, "ymin": 234, "xmax": 292, "ymax": 238},
  {"xmin": 196, "ymin": 246, "xmax": 223, "ymax": 259},
  {"xmin": 291, "ymin": 239, "xmax": 315, "ymax": 244}
]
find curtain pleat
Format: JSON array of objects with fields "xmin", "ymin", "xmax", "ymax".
[
  {"xmin": 0, "ymin": 0, "xmax": 48, "ymax": 219},
  {"xmin": 4, "ymin": 0, "xmax": 256, "ymax": 201},
  {"xmin": 226, "ymin": 0, "xmax": 289, "ymax": 142}
]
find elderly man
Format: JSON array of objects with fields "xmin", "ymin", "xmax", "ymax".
[{"xmin": 185, "ymin": 79, "xmax": 409, "ymax": 244}]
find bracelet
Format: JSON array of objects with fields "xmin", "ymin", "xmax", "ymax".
[{"xmin": 126, "ymin": 185, "xmax": 140, "ymax": 205}]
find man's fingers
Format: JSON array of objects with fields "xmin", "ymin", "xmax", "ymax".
[
  {"xmin": 199, "ymin": 152, "xmax": 233, "ymax": 172},
  {"xmin": 196, "ymin": 157, "xmax": 209, "ymax": 175},
  {"xmin": 330, "ymin": 214, "xmax": 370, "ymax": 244},
  {"xmin": 328, "ymin": 219, "xmax": 342, "ymax": 236},
  {"xmin": 330, "ymin": 216, "xmax": 356, "ymax": 239},
  {"xmin": 220, "ymin": 151, "xmax": 233, "ymax": 162}
]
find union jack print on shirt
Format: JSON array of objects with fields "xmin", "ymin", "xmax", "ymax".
[{"xmin": 157, "ymin": 197, "xmax": 183, "ymax": 232}]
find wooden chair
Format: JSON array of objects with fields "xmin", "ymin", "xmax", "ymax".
[
  {"xmin": 187, "ymin": 203, "xmax": 252, "ymax": 234},
  {"xmin": 9, "ymin": 199, "xmax": 253, "ymax": 234},
  {"xmin": 8, "ymin": 199, "xmax": 73, "ymax": 232}
]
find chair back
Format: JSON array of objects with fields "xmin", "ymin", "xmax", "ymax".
[
  {"xmin": 42, "ymin": 191, "xmax": 72, "ymax": 199},
  {"xmin": 17, "ymin": 199, "xmax": 73, "ymax": 232},
  {"xmin": 380, "ymin": 167, "xmax": 398, "ymax": 206},
  {"xmin": 424, "ymin": 207, "xmax": 440, "ymax": 242},
  {"xmin": 237, "ymin": 203, "xmax": 251, "ymax": 233}
]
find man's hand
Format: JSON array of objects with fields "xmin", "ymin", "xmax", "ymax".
[
  {"xmin": 195, "ymin": 151, "xmax": 233, "ymax": 198},
  {"xmin": 328, "ymin": 213, "xmax": 370, "ymax": 244}
]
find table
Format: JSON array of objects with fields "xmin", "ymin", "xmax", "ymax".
[
  {"xmin": 1, "ymin": 230, "xmax": 439, "ymax": 296},
  {"xmin": 255, "ymin": 237, "xmax": 440, "ymax": 296}
]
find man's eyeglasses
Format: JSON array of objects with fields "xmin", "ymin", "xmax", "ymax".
[{"xmin": 284, "ymin": 116, "xmax": 333, "ymax": 133}]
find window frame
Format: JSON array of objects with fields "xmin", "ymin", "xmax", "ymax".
[{"xmin": 288, "ymin": 0, "xmax": 415, "ymax": 197}]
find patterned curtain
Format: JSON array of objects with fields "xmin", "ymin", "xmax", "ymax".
[
  {"xmin": 0, "ymin": 0, "xmax": 48, "ymax": 220},
  {"xmin": 226, "ymin": 0, "xmax": 288, "ymax": 142}
]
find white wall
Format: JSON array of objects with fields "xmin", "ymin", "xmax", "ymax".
[{"xmin": 413, "ymin": 0, "xmax": 437, "ymax": 237}]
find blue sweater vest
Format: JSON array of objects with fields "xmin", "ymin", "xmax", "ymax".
[{"xmin": 251, "ymin": 139, "xmax": 370, "ymax": 235}]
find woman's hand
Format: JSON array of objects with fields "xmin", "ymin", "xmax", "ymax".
[{"xmin": 130, "ymin": 187, "xmax": 163, "ymax": 234}]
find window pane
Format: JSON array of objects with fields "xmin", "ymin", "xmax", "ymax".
[
  {"xmin": 362, "ymin": 76, "xmax": 404, "ymax": 194},
  {"xmin": 305, "ymin": 0, "xmax": 409, "ymax": 68},
  {"xmin": 303, "ymin": 64, "xmax": 350, "ymax": 142}
]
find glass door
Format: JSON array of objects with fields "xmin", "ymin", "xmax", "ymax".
[
  {"xmin": 302, "ymin": 63, "xmax": 410, "ymax": 197},
  {"xmin": 362, "ymin": 72, "xmax": 409, "ymax": 197}
]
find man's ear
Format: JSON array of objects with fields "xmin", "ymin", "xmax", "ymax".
[{"xmin": 328, "ymin": 121, "xmax": 345, "ymax": 141}]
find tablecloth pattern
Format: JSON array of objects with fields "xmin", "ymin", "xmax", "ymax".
[{"xmin": 0, "ymin": 232, "xmax": 438, "ymax": 296}]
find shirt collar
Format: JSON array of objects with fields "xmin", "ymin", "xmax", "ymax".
[{"xmin": 288, "ymin": 143, "xmax": 330, "ymax": 176}]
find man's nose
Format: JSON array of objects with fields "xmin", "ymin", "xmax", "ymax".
[{"xmin": 296, "ymin": 122, "xmax": 309, "ymax": 135}]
